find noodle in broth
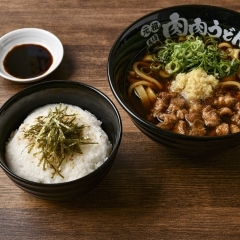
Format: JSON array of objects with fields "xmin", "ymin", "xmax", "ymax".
[{"xmin": 127, "ymin": 35, "xmax": 240, "ymax": 136}]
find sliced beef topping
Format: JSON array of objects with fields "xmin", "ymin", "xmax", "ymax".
[
  {"xmin": 216, "ymin": 123, "xmax": 229, "ymax": 136},
  {"xmin": 151, "ymin": 89, "xmax": 240, "ymax": 136},
  {"xmin": 188, "ymin": 100, "xmax": 203, "ymax": 113},
  {"xmin": 231, "ymin": 113, "xmax": 240, "ymax": 126},
  {"xmin": 176, "ymin": 109, "xmax": 188, "ymax": 120},
  {"xmin": 152, "ymin": 98, "xmax": 168, "ymax": 117},
  {"xmin": 219, "ymin": 107, "xmax": 233, "ymax": 116},
  {"xmin": 213, "ymin": 93, "xmax": 237, "ymax": 108},
  {"xmin": 172, "ymin": 120, "xmax": 189, "ymax": 135},
  {"xmin": 189, "ymin": 119, "xmax": 206, "ymax": 136},
  {"xmin": 202, "ymin": 105, "xmax": 221, "ymax": 127},
  {"xmin": 185, "ymin": 113, "xmax": 202, "ymax": 126},
  {"xmin": 167, "ymin": 97, "xmax": 186, "ymax": 113},
  {"xmin": 230, "ymin": 124, "xmax": 240, "ymax": 134}
]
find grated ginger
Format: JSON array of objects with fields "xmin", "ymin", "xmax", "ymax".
[{"xmin": 170, "ymin": 68, "xmax": 218, "ymax": 100}]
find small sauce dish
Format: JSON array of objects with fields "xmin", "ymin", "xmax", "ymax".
[{"xmin": 0, "ymin": 28, "xmax": 64, "ymax": 83}]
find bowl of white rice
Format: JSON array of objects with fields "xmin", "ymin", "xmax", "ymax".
[{"xmin": 0, "ymin": 80, "xmax": 122, "ymax": 200}]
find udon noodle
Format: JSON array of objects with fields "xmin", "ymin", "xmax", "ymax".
[{"xmin": 127, "ymin": 35, "xmax": 240, "ymax": 136}]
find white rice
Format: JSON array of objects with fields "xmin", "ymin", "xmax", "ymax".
[{"xmin": 5, "ymin": 103, "xmax": 112, "ymax": 184}]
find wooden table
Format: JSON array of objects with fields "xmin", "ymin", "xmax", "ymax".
[{"xmin": 1, "ymin": 0, "xmax": 240, "ymax": 239}]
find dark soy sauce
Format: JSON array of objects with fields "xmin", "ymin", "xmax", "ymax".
[{"xmin": 3, "ymin": 44, "xmax": 53, "ymax": 79}]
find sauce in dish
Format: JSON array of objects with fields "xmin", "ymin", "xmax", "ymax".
[{"xmin": 3, "ymin": 44, "xmax": 53, "ymax": 79}]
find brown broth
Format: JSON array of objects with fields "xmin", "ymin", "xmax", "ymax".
[
  {"xmin": 127, "ymin": 45, "xmax": 240, "ymax": 136},
  {"xmin": 3, "ymin": 44, "xmax": 53, "ymax": 79}
]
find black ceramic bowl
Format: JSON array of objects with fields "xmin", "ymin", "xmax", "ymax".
[
  {"xmin": 108, "ymin": 5, "xmax": 240, "ymax": 155},
  {"xmin": 0, "ymin": 80, "xmax": 122, "ymax": 200}
]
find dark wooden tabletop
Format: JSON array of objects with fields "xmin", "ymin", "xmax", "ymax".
[{"xmin": 1, "ymin": 0, "xmax": 240, "ymax": 239}]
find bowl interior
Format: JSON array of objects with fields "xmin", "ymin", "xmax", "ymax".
[{"xmin": 0, "ymin": 28, "xmax": 63, "ymax": 82}]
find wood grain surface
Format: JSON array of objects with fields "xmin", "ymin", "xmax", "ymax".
[{"xmin": 1, "ymin": 0, "xmax": 240, "ymax": 239}]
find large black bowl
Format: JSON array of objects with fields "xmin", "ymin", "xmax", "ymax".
[
  {"xmin": 108, "ymin": 5, "xmax": 240, "ymax": 155},
  {"xmin": 0, "ymin": 80, "xmax": 122, "ymax": 200}
]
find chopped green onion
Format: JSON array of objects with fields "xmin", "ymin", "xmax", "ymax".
[
  {"xmin": 23, "ymin": 104, "xmax": 97, "ymax": 178},
  {"xmin": 150, "ymin": 35, "xmax": 240, "ymax": 78}
]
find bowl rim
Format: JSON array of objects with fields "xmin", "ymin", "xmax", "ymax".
[
  {"xmin": 107, "ymin": 4, "xmax": 240, "ymax": 141},
  {"xmin": 0, "ymin": 27, "xmax": 64, "ymax": 83},
  {"xmin": 0, "ymin": 80, "xmax": 122, "ymax": 186}
]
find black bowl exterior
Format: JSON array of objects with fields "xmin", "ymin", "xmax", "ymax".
[
  {"xmin": 108, "ymin": 5, "xmax": 240, "ymax": 155},
  {"xmin": 3, "ymin": 150, "xmax": 117, "ymax": 201},
  {"xmin": 0, "ymin": 80, "xmax": 122, "ymax": 200},
  {"xmin": 130, "ymin": 116, "xmax": 240, "ymax": 155}
]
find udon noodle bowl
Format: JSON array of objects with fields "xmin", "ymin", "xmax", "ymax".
[{"xmin": 127, "ymin": 34, "xmax": 240, "ymax": 136}]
